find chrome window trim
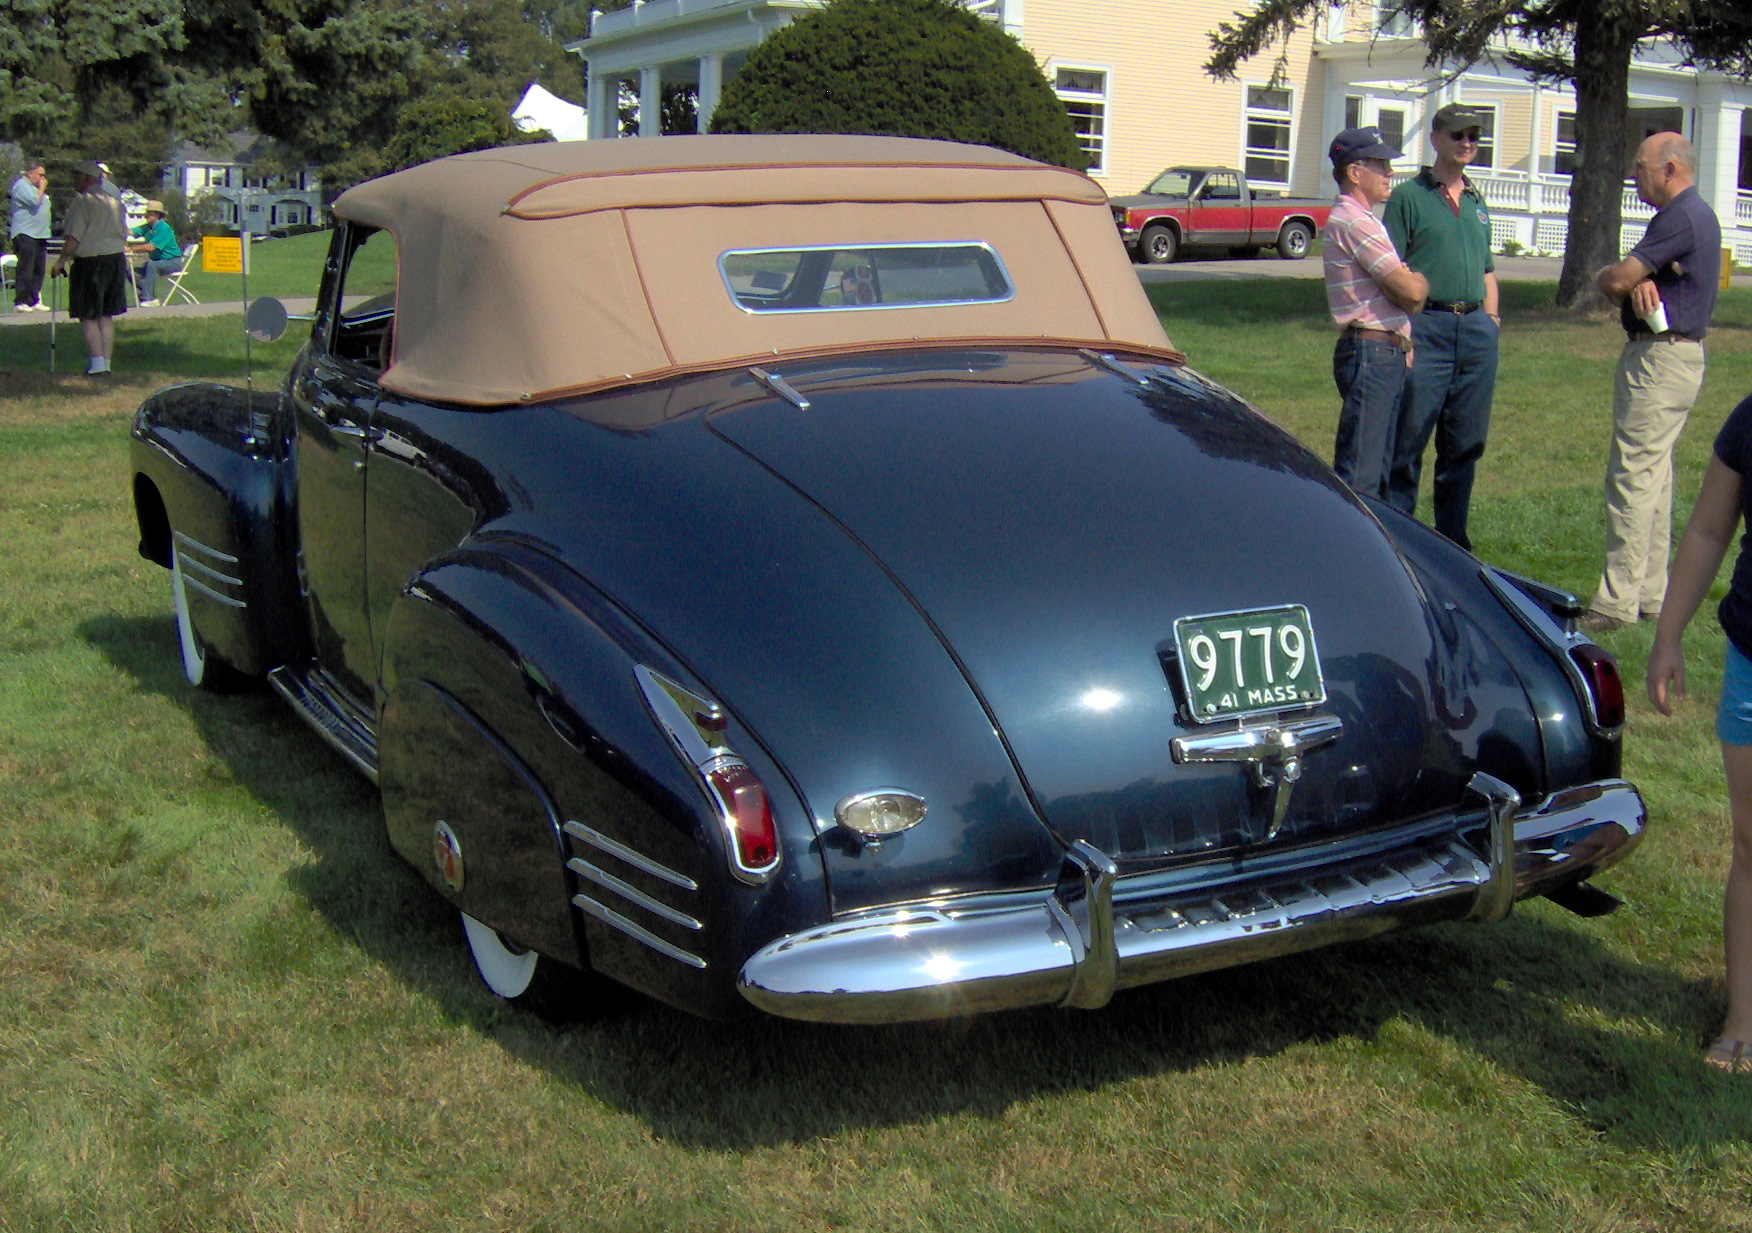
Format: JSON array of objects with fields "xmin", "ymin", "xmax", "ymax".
[{"xmin": 718, "ymin": 241, "xmax": 1015, "ymax": 315}]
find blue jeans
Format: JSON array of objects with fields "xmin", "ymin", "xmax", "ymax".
[
  {"xmin": 1331, "ymin": 335, "xmax": 1407, "ymax": 500},
  {"xmin": 1386, "ymin": 307, "xmax": 1499, "ymax": 551},
  {"xmin": 137, "ymin": 256, "xmax": 183, "ymax": 301}
]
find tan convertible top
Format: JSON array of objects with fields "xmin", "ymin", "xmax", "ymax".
[{"xmin": 332, "ymin": 134, "xmax": 1176, "ymax": 406}]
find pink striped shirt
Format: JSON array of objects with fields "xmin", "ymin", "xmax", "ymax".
[{"xmin": 1323, "ymin": 194, "xmax": 1411, "ymax": 341}]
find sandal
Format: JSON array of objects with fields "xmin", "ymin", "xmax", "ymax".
[{"xmin": 1704, "ymin": 1038, "xmax": 1752, "ymax": 1073}]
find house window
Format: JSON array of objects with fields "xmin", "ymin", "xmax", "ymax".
[
  {"xmin": 1469, "ymin": 104, "xmax": 1497, "ymax": 169},
  {"xmin": 1345, "ymin": 96, "xmax": 1361, "ymax": 129},
  {"xmin": 1555, "ymin": 111, "xmax": 1578, "ymax": 177},
  {"xmin": 1737, "ymin": 130, "xmax": 1752, "ymax": 191},
  {"xmin": 1244, "ymin": 85, "xmax": 1293, "ymax": 186},
  {"xmin": 1377, "ymin": 107, "xmax": 1406, "ymax": 156},
  {"xmin": 1055, "ymin": 68, "xmax": 1107, "ymax": 174},
  {"xmin": 1374, "ymin": 2, "xmax": 1416, "ymax": 36}
]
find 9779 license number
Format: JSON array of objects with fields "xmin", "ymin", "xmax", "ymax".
[{"xmin": 1172, "ymin": 604, "xmax": 1325, "ymax": 723}]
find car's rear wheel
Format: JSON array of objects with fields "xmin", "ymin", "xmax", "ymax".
[
  {"xmin": 171, "ymin": 543, "xmax": 249, "ymax": 692},
  {"xmin": 1277, "ymin": 221, "xmax": 1314, "ymax": 260},
  {"xmin": 462, "ymin": 913, "xmax": 540, "ymax": 996},
  {"xmin": 461, "ymin": 912, "xmax": 591, "ymax": 1016},
  {"xmin": 1139, "ymin": 224, "xmax": 1179, "ymax": 264}
]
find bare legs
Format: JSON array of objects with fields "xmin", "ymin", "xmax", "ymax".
[
  {"xmin": 79, "ymin": 315, "xmax": 115, "ymax": 374},
  {"xmin": 1720, "ymin": 743, "xmax": 1752, "ymax": 1049}
]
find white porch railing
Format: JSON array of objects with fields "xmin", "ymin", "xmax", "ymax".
[{"xmin": 1738, "ymin": 192, "xmax": 1752, "ymax": 226}]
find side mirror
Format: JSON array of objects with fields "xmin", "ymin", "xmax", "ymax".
[{"xmin": 245, "ymin": 296, "xmax": 289, "ymax": 343}]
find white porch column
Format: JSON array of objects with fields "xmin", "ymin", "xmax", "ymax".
[
  {"xmin": 697, "ymin": 53, "xmax": 723, "ymax": 133},
  {"xmin": 639, "ymin": 66, "xmax": 662, "ymax": 137},
  {"xmin": 1694, "ymin": 86, "xmax": 1741, "ymax": 234},
  {"xmin": 587, "ymin": 69, "xmax": 615, "ymax": 140}
]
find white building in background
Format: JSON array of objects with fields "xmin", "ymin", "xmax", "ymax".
[
  {"xmin": 568, "ymin": 0, "xmax": 1752, "ymax": 262},
  {"xmin": 165, "ymin": 133, "xmax": 323, "ymax": 232}
]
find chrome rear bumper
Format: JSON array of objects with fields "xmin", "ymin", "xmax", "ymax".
[{"xmin": 738, "ymin": 775, "xmax": 1645, "ymax": 1024}]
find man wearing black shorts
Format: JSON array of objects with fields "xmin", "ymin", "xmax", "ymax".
[{"xmin": 50, "ymin": 160, "xmax": 129, "ymax": 375}]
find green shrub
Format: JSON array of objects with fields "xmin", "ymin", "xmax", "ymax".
[
  {"xmin": 382, "ymin": 94, "xmax": 551, "ymax": 173},
  {"xmin": 709, "ymin": 0, "xmax": 1087, "ymax": 170}
]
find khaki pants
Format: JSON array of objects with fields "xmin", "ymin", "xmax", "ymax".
[{"xmin": 1591, "ymin": 339, "xmax": 1706, "ymax": 622}]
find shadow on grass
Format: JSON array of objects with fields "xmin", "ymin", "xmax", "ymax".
[
  {"xmin": 81, "ymin": 607, "xmax": 1752, "ymax": 1154},
  {"xmin": 0, "ymin": 317, "xmax": 300, "ymax": 383}
]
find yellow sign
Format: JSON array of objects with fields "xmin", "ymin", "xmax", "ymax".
[
  {"xmin": 203, "ymin": 236, "xmax": 245, "ymax": 274},
  {"xmin": 1723, "ymin": 247, "xmax": 1734, "ymax": 291}
]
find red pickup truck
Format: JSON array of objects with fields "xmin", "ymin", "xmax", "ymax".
[{"xmin": 1111, "ymin": 166, "xmax": 1333, "ymax": 264}]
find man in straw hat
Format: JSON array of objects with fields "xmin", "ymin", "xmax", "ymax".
[{"xmin": 129, "ymin": 199, "xmax": 183, "ymax": 307}]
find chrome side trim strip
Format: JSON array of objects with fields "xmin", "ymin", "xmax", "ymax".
[
  {"xmin": 563, "ymin": 820, "xmax": 698, "ymax": 891},
  {"xmin": 573, "ymin": 893, "xmax": 707, "ymax": 969},
  {"xmin": 177, "ymin": 570, "xmax": 247, "ymax": 608},
  {"xmin": 171, "ymin": 529, "xmax": 239, "ymax": 564},
  {"xmin": 175, "ymin": 552, "xmax": 243, "ymax": 589},
  {"xmin": 567, "ymin": 856, "xmax": 702, "ymax": 931}
]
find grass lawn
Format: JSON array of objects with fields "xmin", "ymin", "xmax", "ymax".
[{"xmin": 2, "ymin": 283, "xmax": 1752, "ymax": 1231}]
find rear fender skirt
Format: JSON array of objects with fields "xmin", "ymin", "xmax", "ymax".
[
  {"xmin": 379, "ymin": 542, "xmax": 826, "ymax": 1019},
  {"xmin": 130, "ymin": 382, "xmax": 303, "ymax": 675},
  {"xmin": 1365, "ymin": 498, "xmax": 1617, "ymax": 792}
]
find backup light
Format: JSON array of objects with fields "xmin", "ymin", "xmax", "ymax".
[
  {"xmin": 835, "ymin": 789, "xmax": 928, "ymax": 844},
  {"xmin": 1570, "ymin": 644, "xmax": 1626, "ymax": 729}
]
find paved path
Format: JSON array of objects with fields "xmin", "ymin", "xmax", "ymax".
[
  {"xmin": 1, "ymin": 296, "xmax": 322, "ymax": 326},
  {"xmin": 4, "ymin": 253, "xmax": 1746, "ymax": 326}
]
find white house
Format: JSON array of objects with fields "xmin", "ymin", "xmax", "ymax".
[
  {"xmin": 569, "ymin": 0, "xmax": 1752, "ymax": 262},
  {"xmin": 164, "ymin": 133, "xmax": 324, "ymax": 233}
]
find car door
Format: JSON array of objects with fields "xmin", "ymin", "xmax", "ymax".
[
  {"xmin": 1189, "ymin": 171, "xmax": 1248, "ymax": 245},
  {"xmin": 290, "ymin": 224, "xmax": 397, "ymax": 706}
]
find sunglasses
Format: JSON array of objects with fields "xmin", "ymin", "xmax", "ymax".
[{"xmin": 1446, "ymin": 129, "xmax": 1482, "ymax": 143}]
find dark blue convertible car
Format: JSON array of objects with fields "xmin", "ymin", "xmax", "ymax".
[{"xmin": 130, "ymin": 136, "xmax": 1644, "ymax": 1022}]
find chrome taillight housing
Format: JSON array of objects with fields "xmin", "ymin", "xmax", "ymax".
[
  {"xmin": 1569, "ymin": 643, "xmax": 1626, "ymax": 730},
  {"xmin": 635, "ymin": 666, "xmax": 781, "ymax": 884}
]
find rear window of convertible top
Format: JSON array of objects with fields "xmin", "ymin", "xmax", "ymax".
[{"xmin": 718, "ymin": 243, "xmax": 1015, "ymax": 314}]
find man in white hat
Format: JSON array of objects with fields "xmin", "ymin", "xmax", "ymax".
[
  {"xmin": 50, "ymin": 159, "xmax": 129, "ymax": 375},
  {"xmin": 129, "ymin": 199, "xmax": 183, "ymax": 306}
]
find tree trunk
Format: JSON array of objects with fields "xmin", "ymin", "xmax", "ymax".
[{"xmin": 1555, "ymin": 14, "xmax": 1639, "ymax": 309}]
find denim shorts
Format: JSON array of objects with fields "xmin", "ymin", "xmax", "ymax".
[{"xmin": 1718, "ymin": 641, "xmax": 1752, "ymax": 745}]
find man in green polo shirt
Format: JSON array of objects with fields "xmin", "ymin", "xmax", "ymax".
[{"xmin": 1383, "ymin": 102, "xmax": 1501, "ymax": 552}]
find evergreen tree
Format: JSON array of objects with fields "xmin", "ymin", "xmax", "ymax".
[{"xmin": 709, "ymin": 0, "xmax": 1087, "ymax": 170}]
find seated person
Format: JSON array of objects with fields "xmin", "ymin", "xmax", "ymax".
[{"xmin": 130, "ymin": 201, "xmax": 183, "ymax": 305}]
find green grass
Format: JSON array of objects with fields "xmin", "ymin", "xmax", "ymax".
[{"xmin": 3, "ymin": 287, "xmax": 1752, "ymax": 1231}]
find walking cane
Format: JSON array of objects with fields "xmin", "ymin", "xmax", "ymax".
[{"xmin": 47, "ymin": 268, "xmax": 59, "ymax": 374}]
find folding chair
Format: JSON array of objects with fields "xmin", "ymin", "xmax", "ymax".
[{"xmin": 159, "ymin": 242, "xmax": 200, "ymax": 306}]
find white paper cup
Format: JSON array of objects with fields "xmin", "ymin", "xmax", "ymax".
[{"xmin": 1644, "ymin": 301, "xmax": 1670, "ymax": 333}]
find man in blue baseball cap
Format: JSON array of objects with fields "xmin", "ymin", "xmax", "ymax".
[{"xmin": 1321, "ymin": 126, "xmax": 1427, "ymax": 498}]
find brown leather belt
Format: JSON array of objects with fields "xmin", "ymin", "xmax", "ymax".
[
  {"xmin": 1626, "ymin": 329, "xmax": 1701, "ymax": 343},
  {"xmin": 1344, "ymin": 324, "xmax": 1411, "ymax": 352}
]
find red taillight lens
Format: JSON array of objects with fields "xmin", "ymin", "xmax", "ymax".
[
  {"xmin": 706, "ymin": 761, "xmax": 779, "ymax": 877},
  {"xmin": 1570, "ymin": 644, "xmax": 1626, "ymax": 728}
]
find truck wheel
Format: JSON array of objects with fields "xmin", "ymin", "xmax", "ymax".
[
  {"xmin": 1139, "ymin": 224, "xmax": 1178, "ymax": 265},
  {"xmin": 1277, "ymin": 221, "xmax": 1314, "ymax": 260}
]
